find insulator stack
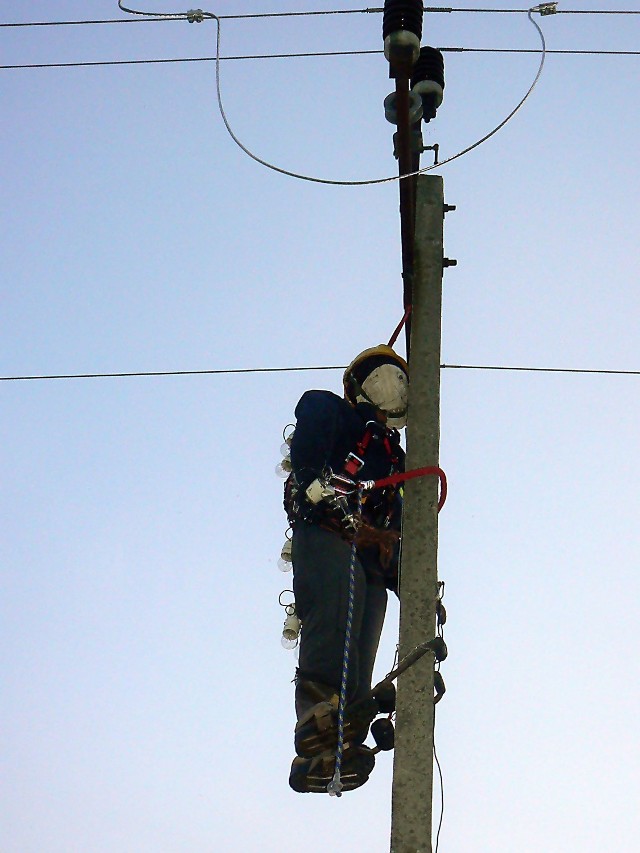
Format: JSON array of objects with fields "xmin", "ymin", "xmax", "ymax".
[
  {"xmin": 383, "ymin": 0, "xmax": 423, "ymax": 43},
  {"xmin": 411, "ymin": 46, "xmax": 445, "ymax": 122},
  {"xmin": 411, "ymin": 47, "xmax": 444, "ymax": 91},
  {"xmin": 382, "ymin": 0, "xmax": 424, "ymax": 68}
]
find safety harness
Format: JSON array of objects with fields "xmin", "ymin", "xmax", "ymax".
[
  {"xmin": 342, "ymin": 421, "xmax": 399, "ymax": 479},
  {"xmin": 285, "ymin": 420, "xmax": 401, "ymax": 533}
]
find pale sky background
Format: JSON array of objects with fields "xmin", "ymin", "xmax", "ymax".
[{"xmin": 2, "ymin": 2, "xmax": 639, "ymax": 852}]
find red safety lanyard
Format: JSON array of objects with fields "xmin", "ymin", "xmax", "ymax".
[{"xmin": 360, "ymin": 466, "xmax": 448, "ymax": 512}]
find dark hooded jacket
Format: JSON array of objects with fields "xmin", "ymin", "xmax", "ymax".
[{"xmin": 286, "ymin": 389, "xmax": 404, "ymax": 589}]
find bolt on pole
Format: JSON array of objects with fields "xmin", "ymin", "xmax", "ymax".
[{"xmin": 390, "ymin": 174, "xmax": 445, "ymax": 853}]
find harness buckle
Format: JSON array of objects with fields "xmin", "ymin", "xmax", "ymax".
[
  {"xmin": 330, "ymin": 473, "xmax": 357, "ymax": 496},
  {"xmin": 343, "ymin": 452, "xmax": 364, "ymax": 477}
]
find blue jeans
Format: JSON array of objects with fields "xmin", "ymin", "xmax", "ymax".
[{"xmin": 292, "ymin": 524, "xmax": 388, "ymax": 707}]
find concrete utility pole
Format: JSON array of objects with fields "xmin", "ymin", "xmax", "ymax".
[{"xmin": 390, "ymin": 174, "xmax": 445, "ymax": 853}]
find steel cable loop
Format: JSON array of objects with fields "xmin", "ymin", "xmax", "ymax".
[
  {"xmin": 116, "ymin": 2, "xmax": 549, "ymax": 186},
  {"xmin": 326, "ymin": 486, "xmax": 363, "ymax": 797},
  {"xmin": 117, "ymin": 1, "xmax": 191, "ymax": 18},
  {"xmin": 214, "ymin": 7, "xmax": 547, "ymax": 185}
]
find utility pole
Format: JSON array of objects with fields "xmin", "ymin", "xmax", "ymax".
[{"xmin": 390, "ymin": 174, "xmax": 445, "ymax": 853}]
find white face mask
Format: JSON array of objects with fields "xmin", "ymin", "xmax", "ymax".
[{"xmin": 356, "ymin": 364, "xmax": 409, "ymax": 428}]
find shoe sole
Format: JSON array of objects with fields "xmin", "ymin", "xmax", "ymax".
[{"xmin": 289, "ymin": 748, "xmax": 375, "ymax": 794}]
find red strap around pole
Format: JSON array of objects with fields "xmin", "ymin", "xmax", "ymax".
[
  {"xmin": 387, "ymin": 305, "xmax": 412, "ymax": 349},
  {"xmin": 360, "ymin": 466, "xmax": 447, "ymax": 511}
]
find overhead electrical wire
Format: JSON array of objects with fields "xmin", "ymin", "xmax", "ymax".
[
  {"xmin": 441, "ymin": 364, "xmax": 640, "ymax": 376},
  {"xmin": 2, "ymin": 44, "xmax": 638, "ymax": 72},
  {"xmin": 3, "ymin": 7, "xmax": 640, "ymax": 27},
  {"xmin": 2, "ymin": 6, "xmax": 636, "ymax": 384},
  {"xmin": 425, "ymin": 5, "xmax": 640, "ymax": 12},
  {"xmin": 3, "ymin": 364, "xmax": 640, "ymax": 383},
  {"xmin": 0, "ymin": 366, "xmax": 345, "ymax": 382},
  {"xmin": 447, "ymin": 47, "xmax": 640, "ymax": 55},
  {"xmin": 110, "ymin": 1, "xmax": 548, "ymax": 186},
  {"xmin": 0, "ymin": 18, "xmax": 168, "ymax": 28},
  {"xmin": 0, "ymin": 10, "xmax": 373, "ymax": 28},
  {"xmin": 121, "ymin": 6, "xmax": 640, "ymax": 15}
]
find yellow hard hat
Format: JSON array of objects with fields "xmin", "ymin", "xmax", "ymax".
[{"xmin": 343, "ymin": 344, "xmax": 409, "ymax": 405}]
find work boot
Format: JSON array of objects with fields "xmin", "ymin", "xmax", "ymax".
[
  {"xmin": 289, "ymin": 744, "xmax": 376, "ymax": 794},
  {"xmin": 294, "ymin": 677, "xmax": 396, "ymax": 757},
  {"xmin": 294, "ymin": 692, "xmax": 380, "ymax": 757},
  {"xmin": 295, "ymin": 678, "xmax": 338, "ymax": 719}
]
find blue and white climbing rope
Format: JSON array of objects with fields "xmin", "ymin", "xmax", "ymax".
[{"xmin": 327, "ymin": 486, "xmax": 363, "ymax": 797}]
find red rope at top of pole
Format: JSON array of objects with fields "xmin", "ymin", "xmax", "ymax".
[{"xmin": 388, "ymin": 305, "xmax": 412, "ymax": 349}]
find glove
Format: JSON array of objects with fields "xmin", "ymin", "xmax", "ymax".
[{"xmin": 355, "ymin": 524, "xmax": 401, "ymax": 570}]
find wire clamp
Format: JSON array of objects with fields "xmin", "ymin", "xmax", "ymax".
[
  {"xmin": 533, "ymin": 2, "xmax": 558, "ymax": 15},
  {"xmin": 186, "ymin": 9, "xmax": 205, "ymax": 23}
]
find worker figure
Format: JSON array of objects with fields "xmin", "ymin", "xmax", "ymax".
[{"xmin": 284, "ymin": 345, "xmax": 408, "ymax": 793}]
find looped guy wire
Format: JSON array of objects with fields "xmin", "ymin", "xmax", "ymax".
[{"xmin": 117, "ymin": 2, "xmax": 549, "ymax": 186}]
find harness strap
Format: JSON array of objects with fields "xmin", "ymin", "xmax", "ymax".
[{"xmin": 343, "ymin": 424, "xmax": 399, "ymax": 478}]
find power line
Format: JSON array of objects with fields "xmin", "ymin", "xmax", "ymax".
[
  {"xmin": 0, "ymin": 52, "xmax": 378, "ymax": 71},
  {"xmin": 205, "ymin": 6, "xmax": 640, "ymax": 16},
  {"xmin": 450, "ymin": 47, "xmax": 640, "ymax": 56},
  {"xmin": 0, "ymin": 366, "xmax": 344, "ymax": 382},
  {"xmin": 434, "ymin": 5, "xmax": 640, "ymax": 12},
  {"xmin": 8, "ymin": 12, "xmax": 633, "ymax": 189},
  {"xmin": 2, "ymin": 45, "xmax": 637, "ymax": 72},
  {"xmin": 2, "ymin": 7, "xmax": 640, "ymax": 27},
  {"xmin": 3, "ymin": 364, "xmax": 640, "ymax": 383},
  {"xmin": 0, "ymin": 18, "xmax": 170, "ymax": 28},
  {"xmin": 441, "ymin": 364, "xmax": 640, "ymax": 376},
  {"xmin": 0, "ymin": 10, "xmax": 378, "ymax": 28}
]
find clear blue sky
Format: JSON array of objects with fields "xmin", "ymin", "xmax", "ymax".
[{"xmin": 2, "ymin": 2, "xmax": 639, "ymax": 851}]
